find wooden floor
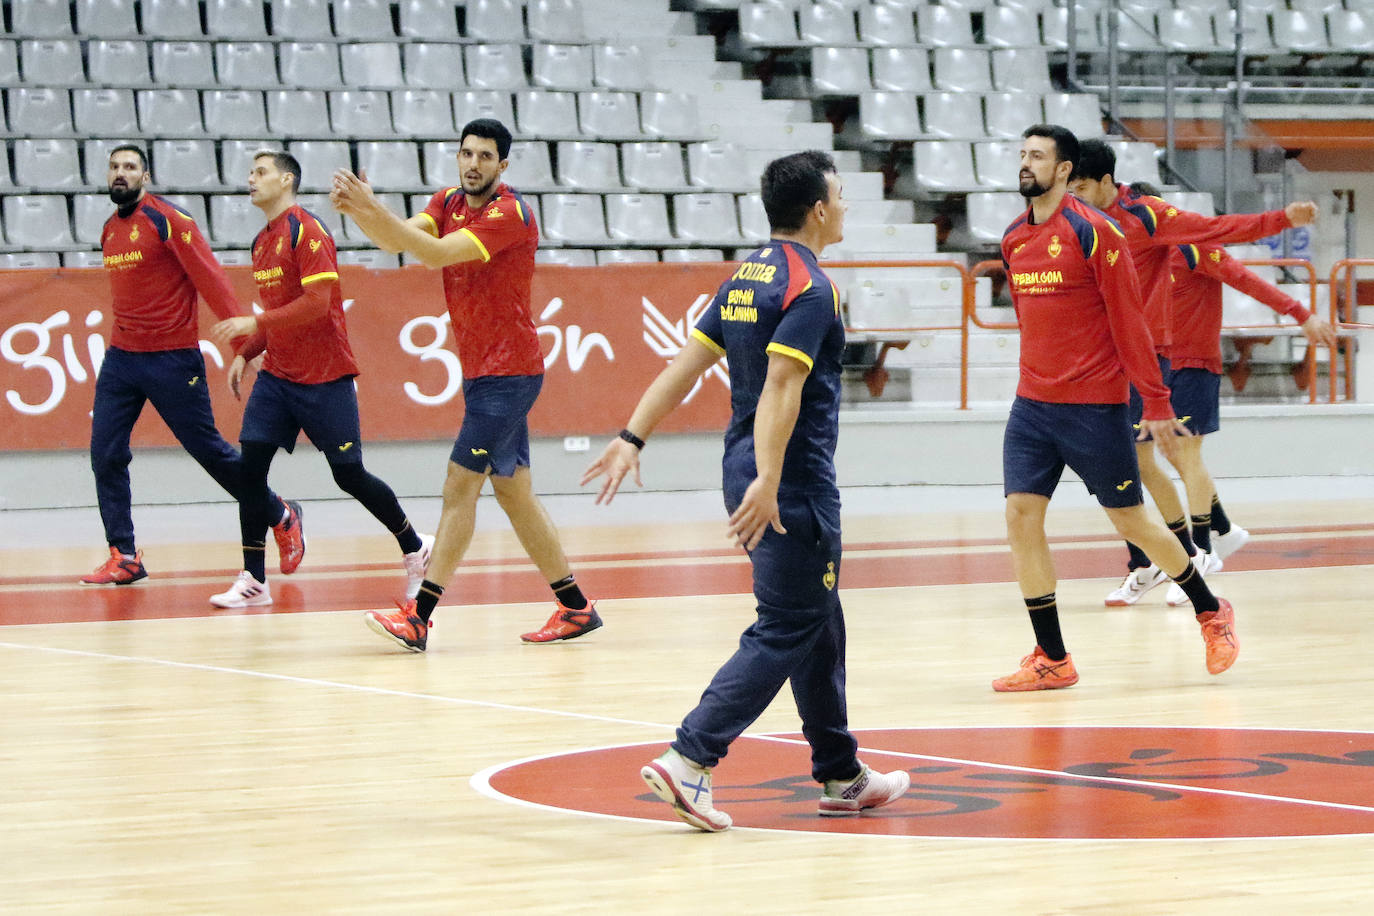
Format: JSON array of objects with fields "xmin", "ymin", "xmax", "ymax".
[{"xmin": 2, "ymin": 480, "xmax": 1372, "ymax": 913}]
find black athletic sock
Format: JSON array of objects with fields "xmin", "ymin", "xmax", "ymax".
[
  {"xmin": 1026, "ymin": 593, "xmax": 1066, "ymax": 660},
  {"xmin": 1125, "ymin": 541, "xmax": 1151, "ymax": 571},
  {"xmin": 242, "ymin": 540, "xmax": 267, "ymax": 582},
  {"xmin": 1190, "ymin": 513, "xmax": 1213, "ymax": 554},
  {"xmin": 239, "ymin": 441, "xmax": 278, "ymax": 582},
  {"xmin": 330, "ymin": 462, "xmax": 419, "ymax": 553},
  {"xmin": 1210, "ymin": 494, "xmax": 1232, "ymax": 536},
  {"xmin": 391, "ymin": 519, "xmax": 423, "ymax": 556},
  {"xmin": 414, "ymin": 580, "xmax": 444, "ymax": 624},
  {"xmin": 1171, "ymin": 561, "xmax": 1220, "ymax": 616},
  {"xmin": 550, "ymin": 575, "xmax": 588, "ymax": 610},
  {"xmin": 1168, "ymin": 517, "xmax": 1197, "ymax": 556}
]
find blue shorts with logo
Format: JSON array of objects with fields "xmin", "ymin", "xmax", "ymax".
[
  {"xmin": 451, "ymin": 373, "xmax": 543, "ymax": 477},
  {"xmin": 241, "ymin": 371, "xmax": 363, "ymax": 465},
  {"xmin": 1003, "ymin": 396, "xmax": 1144, "ymax": 508},
  {"xmin": 1166, "ymin": 367, "xmax": 1221, "ymax": 436}
]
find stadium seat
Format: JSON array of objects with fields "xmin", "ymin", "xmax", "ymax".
[
  {"xmin": 0, "ymin": 42, "xmax": 16, "ymax": 85},
  {"xmin": 1109, "ymin": 141, "xmax": 1163, "ymax": 186},
  {"xmin": 269, "ymin": 0, "xmax": 333, "ymax": 39},
  {"xmin": 536, "ymin": 248, "xmax": 597, "ymax": 266},
  {"xmin": 556, "ymin": 141, "xmax": 622, "ymax": 190},
  {"xmin": 982, "ymin": 5, "xmax": 1039, "ymax": 47},
  {"xmin": 207, "ymin": 0, "xmax": 269, "ymax": 38},
  {"xmin": 1215, "ymin": 10, "xmax": 1278, "ymax": 53},
  {"xmin": 661, "ymin": 248, "xmax": 725, "ymax": 262},
  {"xmin": 266, "ymin": 90, "xmax": 331, "ymax": 137},
  {"xmin": 991, "ymin": 49, "xmax": 1053, "ymax": 93},
  {"xmin": 404, "ymin": 43, "xmax": 464, "ymax": 90},
  {"xmin": 810, "ymin": 47, "xmax": 871, "ymax": 95},
  {"xmin": 340, "ymin": 43, "xmax": 406, "ymax": 89},
  {"xmin": 1327, "ymin": 10, "xmax": 1374, "ymax": 52},
  {"xmin": 540, "ymin": 194, "xmax": 609, "ymax": 243},
  {"xmin": 0, "ymin": 142, "xmax": 11, "ymax": 187},
  {"xmin": 973, "ymin": 141, "xmax": 1020, "ymax": 190},
  {"xmin": 686, "ymin": 141, "xmax": 753, "ymax": 191},
  {"xmin": 329, "ymin": 90, "xmax": 392, "ymax": 136},
  {"xmin": 640, "ymin": 92, "xmax": 702, "ymax": 138},
  {"xmin": 137, "ymin": 89, "xmax": 204, "ymax": 135},
  {"xmin": 143, "ymin": 0, "xmax": 204, "ymax": 39},
  {"xmin": 0, "ymin": 253, "xmax": 63, "ymax": 269},
  {"xmin": 161, "ymin": 193, "xmax": 209, "ymax": 231},
  {"xmin": 421, "ymin": 141, "xmax": 463, "ymax": 186},
  {"xmin": 859, "ymin": 91, "xmax": 923, "ymax": 141},
  {"xmin": 73, "ymin": 89, "xmax": 139, "ymax": 136},
  {"xmin": 527, "ymin": 0, "xmax": 587, "ymax": 42},
  {"xmin": 279, "ymin": 42, "xmax": 342, "ymax": 89},
  {"xmin": 1272, "ymin": 11, "xmax": 1330, "ymax": 53},
  {"xmin": 965, "ymin": 191, "xmax": 1024, "ymax": 244},
  {"xmin": 506, "ymin": 141, "xmax": 557, "ymax": 189},
  {"xmin": 465, "ymin": 0, "xmax": 526, "ymax": 41},
  {"xmin": 532, "ymin": 45, "xmax": 595, "ymax": 90},
  {"xmin": 516, "ymin": 91, "xmax": 580, "ymax": 137},
  {"xmin": 20, "ymin": 39, "xmax": 83, "ymax": 85},
  {"xmin": 1041, "ymin": 6, "xmax": 1101, "ymax": 50},
  {"xmin": 208, "ymin": 194, "xmax": 261, "ymax": 246},
  {"xmin": 739, "ymin": 1, "xmax": 801, "ymax": 45},
  {"xmin": 287, "ymin": 140, "xmax": 352, "ymax": 192},
  {"xmin": 3, "ymin": 196, "xmax": 75, "ymax": 247},
  {"xmin": 220, "ymin": 139, "xmax": 273, "ymax": 186},
  {"xmin": 152, "ymin": 41, "xmax": 215, "ymax": 86},
  {"xmin": 215, "ymin": 42, "xmax": 279, "ymax": 89},
  {"xmin": 13, "ymin": 0, "xmax": 74, "ymax": 36},
  {"xmin": 799, "ymin": 2, "xmax": 858, "ymax": 44},
  {"xmin": 917, "ymin": 5, "xmax": 975, "ymax": 45},
  {"xmin": 737, "ymin": 193, "xmax": 769, "ymax": 242},
  {"xmin": 984, "ymin": 92, "xmax": 1041, "ymax": 140},
  {"xmin": 673, "ymin": 193, "xmax": 741, "ymax": 243},
  {"xmin": 82, "ymin": 139, "xmax": 121, "ymax": 185},
  {"xmin": 871, "ymin": 47, "xmax": 932, "ymax": 93},
  {"xmin": 152, "ymin": 139, "xmax": 221, "ymax": 189},
  {"xmin": 399, "ymin": 0, "xmax": 461, "ymax": 39},
  {"xmin": 87, "ymin": 39, "xmax": 150, "ymax": 86},
  {"xmin": 203, "ymin": 90, "xmax": 269, "ymax": 137},
  {"xmin": 1157, "ymin": 9, "xmax": 1219, "ymax": 52},
  {"xmin": 933, "ymin": 49, "xmax": 993, "ymax": 93},
  {"xmin": 859, "ymin": 4, "xmax": 917, "ymax": 45},
  {"xmin": 606, "ymin": 193, "xmax": 675, "ymax": 244},
  {"xmin": 333, "ymin": 0, "xmax": 398, "ymax": 39},
  {"xmin": 594, "ymin": 44, "xmax": 650, "ymax": 91},
  {"xmin": 356, "ymin": 141, "xmax": 424, "ymax": 190},
  {"xmin": 8, "ymin": 88, "xmax": 74, "ymax": 134},
  {"xmin": 1042, "ymin": 93, "xmax": 1104, "ymax": 140},
  {"xmin": 622, "ymin": 142, "xmax": 689, "ymax": 190},
  {"xmin": 454, "ymin": 90, "xmax": 516, "ymax": 129},
  {"xmin": 64, "ymin": 250, "xmax": 109, "ymax": 268},
  {"xmin": 921, "ymin": 92, "xmax": 981, "ymax": 139},
  {"xmin": 579, "ymin": 91, "xmax": 641, "ymax": 137},
  {"xmin": 14, "ymin": 139, "xmax": 81, "ymax": 190},
  {"xmin": 464, "ymin": 45, "xmax": 527, "ymax": 90},
  {"xmin": 337, "ymin": 249, "xmax": 401, "ymax": 268},
  {"xmin": 912, "ymin": 141, "xmax": 979, "ymax": 193},
  {"xmin": 392, "ymin": 90, "xmax": 455, "ymax": 136},
  {"xmin": 597, "ymin": 249, "xmax": 658, "ymax": 264}
]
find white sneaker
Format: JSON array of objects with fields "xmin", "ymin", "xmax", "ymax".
[
  {"xmin": 818, "ymin": 763, "xmax": 910, "ymax": 816},
  {"xmin": 210, "ymin": 570, "xmax": 272, "ymax": 608},
  {"xmin": 1104, "ymin": 564, "xmax": 1169, "ymax": 606},
  {"xmin": 640, "ymin": 748, "xmax": 732, "ymax": 832},
  {"xmin": 1212, "ymin": 525, "xmax": 1251, "ymax": 561},
  {"xmin": 403, "ymin": 533, "xmax": 435, "ymax": 600},
  {"xmin": 1166, "ymin": 550, "xmax": 1223, "ymax": 607}
]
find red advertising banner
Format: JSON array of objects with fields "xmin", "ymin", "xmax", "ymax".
[{"xmin": 0, "ymin": 263, "xmax": 734, "ymax": 451}]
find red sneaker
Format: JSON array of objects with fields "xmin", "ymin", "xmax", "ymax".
[
  {"xmin": 271, "ymin": 498, "xmax": 306, "ymax": 575},
  {"xmin": 992, "ymin": 646, "xmax": 1079, "ymax": 692},
  {"xmin": 520, "ymin": 600, "xmax": 603, "ymax": 644},
  {"xmin": 364, "ymin": 599, "xmax": 429, "ymax": 653},
  {"xmin": 1198, "ymin": 598, "xmax": 1239, "ymax": 674},
  {"xmin": 79, "ymin": 547, "xmax": 147, "ymax": 586}
]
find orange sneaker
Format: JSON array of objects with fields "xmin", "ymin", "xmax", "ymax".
[
  {"xmin": 79, "ymin": 547, "xmax": 147, "ymax": 586},
  {"xmin": 364, "ymin": 599, "xmax": 429, "ymax": 653},
  {"xmin": 1198, "ymin": 598, "xmax": 1239, "ymax": 674},
  {"xmin": 271, "ymin": 498, "xmax": 305, "ymax": 575},
  {"xmin": 992, "ymin": 646, "xmax": 1079, "ymax": 692},
  {"xmin": 520, "ymin": 600, "xmax": 603, "ymax": 643}
]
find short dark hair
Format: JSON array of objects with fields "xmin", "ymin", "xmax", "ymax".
[
  {"xmin": 460, "ymin": 118, "xmax": 513, "ymax": 160},
  {"xmin": 1074, "ymin": 137, "xmax": 1116, "ymax": 183},
  {"xmin": 761, "ymin": 150, "xmax": 837, "ymax": 233},
  {"xmin": 1128, "ymin": 179, "xmax": 1161, "ymax": 198},
  {"xmin": 109, "ymin": 144, "xmax": 148, "ymax": 171},
  {"xmin": 254, "ymin": 149, "xmax": 302, "ymax": 192},
  {"xmin": 1022, "ymin": 124, "xmax": 1080, "ymax": 173}
]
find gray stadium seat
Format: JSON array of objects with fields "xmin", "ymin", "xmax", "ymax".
[
  {"xmin": 1041, "ymin": 6, "xmax": 1102, "ymax": 50},
  {"xmin": 161, "ymin": 193, "xmax": 209, "ymax": 231},
  {"xmin": 606, "ymin": 193, "xmax": 675, "ymax": 244},
  {"xmin": 661, "ymin": 248, "xmax": 725, "ymax": 263},
  {"xmin": 14, "ymin": 139, "xmax": 82, "ymax": 190},
  {"xmin": 516, "ymin": 91, "xmax": 580, "ymax": 137},
  {"xmin": 87, "ymin": 39, "xmax": 151, "ymax": 87},
  {"xmin": 673, "ymin": 193, "xmax": 741, "ymax": 243},
  {"xmin": 152, "ymin": 42, "xmax": 215, "ymax": 86},
  {"xmin": 216, "ymin": 42, "xmax": 279, "ymax": 89},
  {"xmin": 207, "ymin": 0, "xmax": 269, "ymax": 38},
  {"xmin": 203, "ymin": 90, "xmax": 269, "ymax": 137},
  {"xmin": 859, "ymin": 91, "xmax": 923, "ymax": 141},
  {"xmin": 917, "ymin": 5, "xmax": 975, "ymax": 45},
  {"xmin": 392, "ymin": 90, "xmax": 455, "ymax": 136},
  {"xmin": 800, "ymin": 1, "xmax": 858, "ymax": 44},
  {"xmin": 295, "ymin": 194, "xmax": 346, "ymax": 238},
  {"xmin": 1042, "ymin": 93, "xmax": 1104, "ymax": 140},
  {"xmin": 0, "ymin": 141, "xmax": 11, "ymax": 187},
  {"xmin": 1327, "ymin": 10, "xmax": 1374, "ymax": 52},
  {"xmin": 597, "ymin": 249, "xmax": 658, "ymax": 265},
  {"xmin": 404, "ymin": 44, "xmax": 464, "ymax": 90},
  {"xmin": 9, "ymin": 88, "xmax": 74, "ymax": 134},
  {"xmin": 464, "ymin": 45, "xmax": 527, "ymax": 90},
  {"xmin": 329, "ymin": 90, "xmax": 393, "ymax": 136},
  {"xmin": 422, "ymin": 141, "xmax": 464, "ymax": 186},
  {"xmin": 73, "ymin": 89, "xmax": 139, "ymax": 137},
  {"xmin": 137, "ymin": 89, "xmax": 204, "ymax": 135},
  {"xmin": 1157, "ymin": 8, "xmax": 1218, "ymax": 52},
  {"xmin": 811, "ymin": 47, "xmax": 871, "ymax": 95},
  {"xmin": 337, "ymin": 249, "xmax": 401, "ymax": 268},
  {"xmin": 984, "ymin": 92, "xmax": 1041, "ymax": 140},
  {"xmin": 20, "ymin": 39, "xmax": 83, "ymax": 85},
  {"xmin": 539, "ymin": 194, "xmax": 609, "ymax": 244},
  {"xmin": 737, "ymin": 193, "xmax": 769, "ymax": 243},
  {"xmin": 579, "ymin": 91, "xmax": 641, "ymax": 138},
  {"xmin": 0, "ymin": 252, "xmax": 63, "ymax": 269},
  {"xmin": 527, "ymin": 0, "xmax": 587, "ymax": 42},
  {"xmin": 871, "ymin": 47, "xmax": 931, "ymax": 93},
  {"xmin": 859, "ymin": 3, "xmax": 917, "ymax": 45},
  {"xmin": 152, "ymin": 139, "xmax": 221, "ymax": 188},
  {"xmin": 593, "ymin": 44, "xmax": 650, "ymax": 92},
  {"xmin": 991, "ymin": 49, "xmax": 1053, "ymax": 94},
  {"xmin": 0, "ymin": 41, "xmax": 16, "ymax": 85},
  {"xmin": 686, "ymin": 141, "xmax": 752, "ymax": 191},
  {"xmin": 536, "ymin": 248, "xmax": 598, "ymax": 266},
  {"xmin": 143, "ymin": 0, "xmax": 205, "ymax": 39},
  {"xmin": 1271, "ymin": 11, "xmax": 1330, "ymax": 53},
  {"xmin": 279, "ymin": 42, "xmax": 343, "ymax": 89},
  {"xmin": 966, "ymin": 191, "xmax": 1024, "ymax": 244},
  {"xmin": 556, "ymin": 141, "xmax": 622, "ymax": 190},
  {"xmin": 334, "ymin": 0, "xmax": 398, "ymax": 39},
  {"xmin": 267, "ymin": 90, "xmax": 331, "ymax": 136},
  {"xmin": 739, "ymin": 1, "xmax": 799, "ymax": 45},
  {"xmin": 76, "ymin": 0, "xmax": 137, "ymax": 37},
  {"xmin": 269, "ymin": 0, "xmax": 333, "ymax": 39},
  {"xmin": 340, "ymin": 43, "xmax": 406, "ymax": 89},
  {"xmin": 288, "ymin": 140, "xmax": 352, "ymax": 192},
  {"xmin": 506, "ymin": 141, "xmax": 557, "ymax": 190},
  {"xmin": 621, "ymin": 142, "xmax": 689, "ymax": 190},
  {"xmin": 3, "ymin": 196, "xmax": 75, "ymax": 247},
  {"xmin": 973, "ymin": 141, "xmax": 1020, "ymax": 190},
  {"xmin": 454, "ymin": 90, "xmax": 516, "ymax": 128},
  {"xmin": 640, "ymin": 92, "xmax": 701, "ymax": 138},
  {"xmin": 13, "ymin": 0, "xmax": 74, "ymax": 37},
  {"xmin": 921, "ymin": 92, "xmax": 981, "ymax": 139},
  {"xmin": 64, "ymin": 250, "xmax": 109, "ymax": 268},
  {"xmin": 464, "ymin": 0, "xmax": 526, "ymax": 41},
  {"xmin": 912, "ymin": 141, "xmax": 979, "ymax": 193},
  {"xmin": 220, "ymin": 139, "xmax": 274, "ymax": 186},
  {"xmin": 532, "ymin": 44, "xmax": 595, "ymax": 90},
  {"xmin": 399, "ymin": 0, "xmax": 461, "ymax": 39},
  {"xmin": 355, "ymin": 141, "xmax": 424, "ymax": 190},
  {"xmin": 82, "ymin": 139, "xmax": 124, "ymax": 186},
  {"xmin": 933, "ymin": 49, "xmax": 993, "ymax": 93},
  {"xmin": 982, "ymin": 5, "xmax": 1039, "ymax": 47},
  {"xmin": 208, "ymin": 194, "xmax": 260, "ymax": 246}
]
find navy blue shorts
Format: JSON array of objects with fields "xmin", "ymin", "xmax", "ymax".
[
  {"xmin": 1128, "ymin": 354, "xmax": 1174, "ymax": 436},
  {"xmin": 1003, "ymin": 396, "xmax": 1143, "ymax": 508},
  {"xmin": 450, "ymin": 374, "xmax": 543, "ymax": 477},
  {"xmin": 1166, "ymin": 367, "xmax": 1220, "ymax": 436},
  {"xmin": 241, "ymin": 371, "xmax": 363, "ymax": 464}
]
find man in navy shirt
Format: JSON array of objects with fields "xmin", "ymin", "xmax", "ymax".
[{"xmin": 583, "ymin": 151, "xmax": 909, "ymax": 832}]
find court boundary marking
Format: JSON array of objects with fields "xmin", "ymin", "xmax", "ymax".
[{"xmin": 3, "ymin": 637, "xmax": 1372, "ymax": 840}]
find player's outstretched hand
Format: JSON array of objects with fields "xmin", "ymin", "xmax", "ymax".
[
  {"xmin": 726, "ymin": 477, "xmax": 785, "ymax": 552},
  {"xmin": 1302, "ymin": 314, "xmax": 1339, "ymax": 349},
  {"xmin": 1139, "ymin": 417, "xmax": 1192, "ymax": 460},
  {"xmin": 210, "ymin": 315, "xmax": 256, "ymax": 348},
  {"xmin": 1284, "ymin": 201, "xmax": 1318, "ymax": 227},
  {"xmin": 581, "ymin": 438, "xmax": 642, "ymax": 505},
  {"xmin": 330, "ymin": 168, "xmax": 373, "ymax": 214}
]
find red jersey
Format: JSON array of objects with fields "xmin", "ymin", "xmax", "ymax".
[
  {"xmin": 240, "ymin": 204, "xmax": 358, "ymax": 385},
  {"xmin": 100, "ymin": 194, "xmax": 243, "ymax": 352},
  {"xmin": 419, "ymin": 183, "xmax": 543, "ymax": 378},
  {"xmin": 1102, "ymin": 184, "xmax": 1293, "ymax": 354},
  {"xmin": 1002, "ymin": 193, "xmax": 1173, "ymax": 420},
  {"xmin": 1169, "ymin": 244, "xmax": 1311, "ymax": 374}
]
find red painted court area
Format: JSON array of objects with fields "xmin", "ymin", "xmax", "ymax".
[
  {"xmin": 3, "ymin": 523, "xmax": 1372, "ymax": 626},
  {"xmin": 482, "ymin": 727, "xmax": 1374, "ymax": 839}
]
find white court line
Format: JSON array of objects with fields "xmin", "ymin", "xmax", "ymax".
[{"xmin": 3, "ymin": 638, "xmax": 1374, "ymax": 823}]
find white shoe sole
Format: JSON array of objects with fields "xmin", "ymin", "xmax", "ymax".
[
  {"xmin": 818, "ymin": 770, "xmax": 912, "ymax": 816},
  {"xmin": 210, "ymin": 592, "xmax": 272, "ymax": 608},
  {"xmin": 640, "ymin": 761, "xmax": 731, "ymax": 832}
]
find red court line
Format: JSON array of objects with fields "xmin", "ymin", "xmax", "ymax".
[{"xmin": 3, "ymin": 529, "xmax": 1373, "ymax": 627}]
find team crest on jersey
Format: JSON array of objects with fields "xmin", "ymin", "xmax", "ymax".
[
  {"xmin": 1106, "ymin": 249, "xmax": 1120, "ymax": 266},
  {"xmin": 1047, "ymin": 235, "xmax": 1062, "ymax": 258},
  {"xmin": 129, "ymin": 225, "xmax": 140, "ymax": 242},
  {"xmin": 181, "ymin": 230, "xmax": 192, "ymax": 244},
  {"xmin": 486, "ymin": 206, "xmax": 503, "ymax": 219},
  {"xmin": 310, "ymin": 239, "xmax": 321, "ymax": 252},
  {"xmin": 1210, "ymin": 250, "xmax": 1222, "ymax": 263},
  {"xmin": 1166, "ymin": 207, "xmax": 1178, "ymax": 218},
  {"xmin": 822, "ymin": 561, "xmax": 837, "ymax": 591}
]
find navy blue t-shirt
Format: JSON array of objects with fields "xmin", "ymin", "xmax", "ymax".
[{"xmin": 692, "ymin": 240, "xmax": 844, "ymax": 496}]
